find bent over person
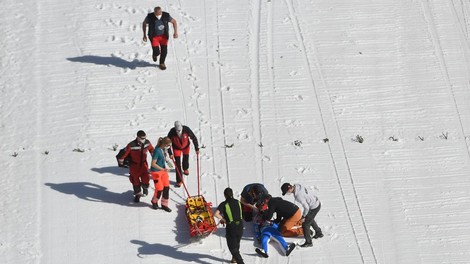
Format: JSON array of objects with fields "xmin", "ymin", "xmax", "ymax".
[
  {"xmin": 118, "ymin": 130, "xmax": 154, "ymax": 203},
  {"xmin": 257, "ymin": 195, "xmax": 303, "ymax": 237},
  {"xmin": 282, "ymin": 183, "xmax": 323, "ymax": 247},
  {"xmin": 142, "ymin": 6, "xmax": 178, "ymax": 70}
]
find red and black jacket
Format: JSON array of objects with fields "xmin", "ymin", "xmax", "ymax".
[
  {"xmin": 167, "ymin": 125, "xmax": 199, "ymax": 154},
  {"xmin": 118, "ymin": 138, "xmax": 154, "ymax": 167}
]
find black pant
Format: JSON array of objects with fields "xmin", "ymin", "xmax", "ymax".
[
  {"xmin": 302, "ymin": 203, "xmax": 322, "ymax": 243},
  {"xmin": 174, "ymin": 155, "xmax": 189, "ymax": 183},
  {"xmin": 226, "ymin": 222, "xmax": 244, "ymax": 264},
  {"xmin": 152, "ymin": 45, "xmax": 168, "ymax": 64}
]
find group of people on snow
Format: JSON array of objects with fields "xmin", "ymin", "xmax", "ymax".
[
  {"xmin": 117, "ymin": 121, "xmax": 198, "ymax": 211},
  {"xmin": 120, "ymin": 6, "xmax": 323, "ymax": 263},
  {"xmin": 214, "ymin": 182, "xmax": 323, "ymax": 263}
]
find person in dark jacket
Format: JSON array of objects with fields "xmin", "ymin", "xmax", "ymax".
[
  {"xmin": 167, "ymin": 121, "xmax": 199, "ymax": 187},
  {"xmin": 118, "ymin": 130, "xmax": 154, "ymax": 202},
  {"xmin": 142, "ymin": 6, "xmax": 178, "ymax": 70},
  {"xmin": 257, "ymin": 195, "xmax": 303, "ymax": 237},
  {"xmin": 240, "ymin": 183, "xmax": 269, "ymax": 222},
  {"xmin": 214, "ymin": 188, "xmax": 245, "ymax": 264}
]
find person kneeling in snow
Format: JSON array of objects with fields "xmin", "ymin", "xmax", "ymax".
[{"xmin": 253, "ymin": 212, "xmax": 296, "ymax": 258}]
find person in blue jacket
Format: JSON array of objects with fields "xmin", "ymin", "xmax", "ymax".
[{"xmin": 253, "ymin": 213, "xmax": 296, "ymax": 258}]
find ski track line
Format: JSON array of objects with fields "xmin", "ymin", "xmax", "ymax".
[
  {"xmin": 449, "ymin": 0, "xmax": 470, "ymax": 88},
  {"xmin": 202, "ymin": 0, "xmax": 220, "ymax": 208},
  {"xmin": 35, "ymin": 1, "xmax": 43, "ymax": 262},
  {"xmin": 214, "ymin": 0, "xmax": 230, "ymax": 251},
  {"xmin": 249, "ymin": 0, "xmax": 265, "ymax": 185},
  {"xmin": 284, "ymin": 0, "xmax": 377, "ymax": 263},
  {"xmin": 267, "ymin": 0, "xmax": 279, "ymax": 181},
  {"xmin": 420, "ymin": 0, "xmax": 470, "ymax": 159},
  {"xmin": 265, "ymin": 0, "xmax": 281, "ymax": 184},
  {"xmin": 168, "ymin": 24, "xmax": 188, "ymax": 124},
  {"xmin": 214, "ymin": 0, "xmax": 231, "ymax": 188},
  {"xmin": 172, "ymin": 0, "xmax": 198, "ymax": 186}
]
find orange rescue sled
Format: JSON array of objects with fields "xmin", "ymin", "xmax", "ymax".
[
  {"xmin": 173, "ymin": 153, "xmax": 217, "ymax": 238},
  {"xmin": 185, "ymin": 195, "xmax": 217, "ymax": 237}
]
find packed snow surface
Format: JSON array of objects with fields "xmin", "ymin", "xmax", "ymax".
[{"xmin": 2, "ymin": 0, "xmax": 470, "ymax": 263}]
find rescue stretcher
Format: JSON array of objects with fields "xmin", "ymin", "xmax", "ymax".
[
  {"xmin": 172, "ymin": 153, "xmax": 218, "ymax": 238},
  {"xmin": 185, "ymin": 195, "xmax": 218, "ymax": 237}
]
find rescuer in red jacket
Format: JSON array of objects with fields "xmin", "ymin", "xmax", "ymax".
[
  {"xmin": 167, "ymin": 121, "xmax": 199, "ymax": 187},
  {"xmin": 118, "ymin": 130, "xmax": 155, "ymax": 202}
]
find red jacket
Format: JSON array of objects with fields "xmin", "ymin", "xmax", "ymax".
[
  {"xmin": 167, "ymin": 125, "xmax": 199, "ymax": 153},
  {"xmin": 118, "ymin": 138, "xmax": 154, "ymax": 168}
]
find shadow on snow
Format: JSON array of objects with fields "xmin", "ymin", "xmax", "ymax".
[
  {"xmin": 130, "ymin": 240, "xmax": 226, "ymax": 264},
  {"xmin": 67, "ymin": 55, "xmax": 155, "ymax": 69},
  {"xmin": 44, "ymin": 182, "xmax": 146, "ymax": 207},
  {"xmin": 91, "ymin": 166, "xmax": 129, "ymax": 177}
]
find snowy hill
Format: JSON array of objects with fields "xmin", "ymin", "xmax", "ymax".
[{"xmin": 2, "ymin": 0, "xmax": 470, "ymax": 263}]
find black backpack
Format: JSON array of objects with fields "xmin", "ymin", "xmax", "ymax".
[{"xmin": 116, "ymin": 148, "xmax": 132, "ymax": 168}]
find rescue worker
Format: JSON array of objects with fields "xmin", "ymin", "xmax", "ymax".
[
  {"xmin": 118, "ymin": 130, "xmax": 154, "ymax": 203},
  {"xmin": 214, "ymin": 188, "xmax": 245, "ymax": 264},
  {"xmin": 142, "ymin": 6, "xmax": 178, "ymax": 70},
  {"xmin": 240, "ymin": 183, "xmax": 269, "ymax": 222},
  {"xmin": 150, "ymin": 137, "xmax": 172, "ymax": 212},
  {"xmin": 257, "ymin": 195, "xmax": 303, "ymax": 237},
  {"xmin": 253, "ymin": 213, "xmax": 296, "ymax": 258},
  {"xmin": 167, "ymin": 121, "xmax": 199, "ymax": 187},
  {"xmin": 281, "ymin": 182, "xmax": 323, "ymax": 247}
]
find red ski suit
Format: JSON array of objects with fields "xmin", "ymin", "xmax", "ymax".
[
  {"xmin": 167, "ymin": 125, "xmax": 199, "ymax": 183},
  {"xmin": 119, "ymin": 138, "xmax": 154, "ymax": 194}
]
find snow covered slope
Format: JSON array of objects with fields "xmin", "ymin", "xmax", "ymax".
[{"xmin": 2, "ymin": 0, "xmax": 470, "ymax": 263}]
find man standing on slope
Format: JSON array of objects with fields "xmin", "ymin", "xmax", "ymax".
[
  {"xmin": 281, "ymin": 182, "xmax": 323, "ymax": 247},
  {"xmin": 167, "ymin": 121, "xmax": 199, "ymax": 187},
  {"xmin": 118, "ymin": 130, "xmax": 154, "ymax": 203},
  {"xmin": 142, "ymin": 6, "xmax": 178, "ymax": 70},
  {"xmin": 214, "ymin": 188, "xmax": 245, "ymax": 264}
]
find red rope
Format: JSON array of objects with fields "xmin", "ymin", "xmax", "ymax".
[{"xmin": 171, "ymin": 154, "xmax": 191, "ymax": 197}]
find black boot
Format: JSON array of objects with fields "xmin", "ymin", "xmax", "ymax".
[
  {"xmin": 161, "ymin": 206, "xmax": 172, "ymax": 212},
  {"xmin": 286, "ymin": 243, "xmax": 296, "ymax": 256},
  {"xmin": 313, "ymin": 232, "xmax": 323, "ymax": 239},
  {"xmin": 299, "ymin": 242, "xmax": 313, "ymax": 248}
]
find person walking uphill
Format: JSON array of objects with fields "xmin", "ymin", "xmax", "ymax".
[
  {"xmin": 214, "ymin": 188, "xmax": 245, "ymax": 264},
  {"xmin": 150, "ymin": 137, "xmax": 172, "ymax": 212},
  {"xmin": 167, "ymin": 121, "xmax": 199, "ymax": 187},
  {"xmin": 142, "ymin": 6, "xmax": 178, "ymax": 70},
  {"xmin": 281, "ymin": 183, "xmax": 323, "ymax": 247},
  {"xmin": 118, "ymin": 130, "xmax": 154, "ymax": 203}
]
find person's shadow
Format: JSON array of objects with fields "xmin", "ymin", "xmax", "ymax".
[
  {"xmin": 45, "ymin": 182, "xmax": 146, "ymax": 207},
  {"xmin": 67, "ymin": 55, "xmax": 155, "ymax": 69},
  {"xmin": 91, "ymin": 166, "xmax": 129, "ymax": 177},
  {"xmin": 130, "ymin": 240, "xmax": 226, "ymax": 263}
]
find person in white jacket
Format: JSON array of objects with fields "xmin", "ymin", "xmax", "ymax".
[{"xmin": 281, "ymin": 182, "xmax": 323, "ymax": 247}]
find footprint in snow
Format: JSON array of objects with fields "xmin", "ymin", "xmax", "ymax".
[
  {"xmin": 284, "ymin": 119, "xmax": 303, "ymax": 127},
  {"xmin": 152, "ymin": 106, "xmax": 167, "ymax": 112},
  {"xmin": 289, "ymin": 70, "xmax": 299, "ymax": 76}
]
